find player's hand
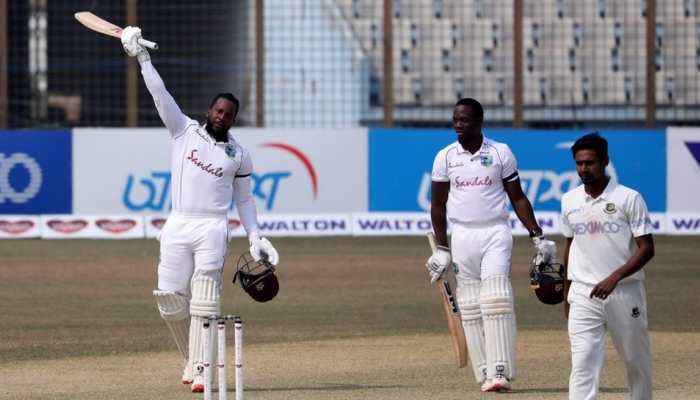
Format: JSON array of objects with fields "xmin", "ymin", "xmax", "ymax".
[
  {"xmin": 249, "ymin": 236, "xmax": 279, "ymax": 265},
  {"xmin": 532, "ymin": 236, "xmax": 557, "ymax": 264},
  {"xmin": 426, "ymin": 245, "xmax": 452, "ymax": 284},
  {"xmin": 121, "ymin": 26, "xmax": 150, "ymax": 62},
  {"xmin": 590, "ymin": 274, "xmax": 620, "ymax": 300}
]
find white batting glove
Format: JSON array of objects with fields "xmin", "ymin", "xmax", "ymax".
[
  {"xmin": 121, "ymin": 26, "xmax": 150, "ymax": 62},
  {"xmin": 532, "ymin": 236, "xmax": 557, "ymax": 264},
  {"xmin": 250, "ymin": 236, "xmax": 279, "ymax": 266},
  {"xmin": 426, "ymin": 245, "xmax": 452, "ymax": 284}
]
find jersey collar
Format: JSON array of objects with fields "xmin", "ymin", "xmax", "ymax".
[
  {"xmin": 456, "ymin": 134, "xmax": 489, "ymax": 160},
  {"xmin": 585, "ymin": 178, "xmax": 617, "ymax": 202}
]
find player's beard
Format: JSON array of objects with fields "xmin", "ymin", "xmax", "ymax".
[{"xmin": 205, "ymin": 116, "xmax": 229, "ymax": 142}]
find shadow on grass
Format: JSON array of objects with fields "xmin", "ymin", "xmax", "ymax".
[
  {"xmin": 512, "ymin": 387, "xmax": 628, "ymax": 395},
  {"xmin": 240, "ymin": 382, "xmax": 413, "ymax": 392}
]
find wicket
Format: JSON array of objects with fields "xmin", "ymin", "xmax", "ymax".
[{"xmin": 203, "ymin": 315, "xmax": 243, "ymax": 400}]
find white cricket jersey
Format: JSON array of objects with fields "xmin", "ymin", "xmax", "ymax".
[
  {"xmin": 140, "ymin": 60, "xmax": 259, "ymax": 234},
  {"xmin": 560, "ymin": 181, "xmax": 653, "ymax": 285},
  {"xmin": 168, "ymin": 121, "xmax": 252, "ymax": 215},
  {"xmin": 432, "ymin": 136, "xmax": 519, "ymax": 224}
]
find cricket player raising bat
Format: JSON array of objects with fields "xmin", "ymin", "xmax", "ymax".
[
  {"xmin": 120, "ymin": 26, "xmax": 279, "ymax": 392},
  {"xmin": 427, "ymin": 98, "xmax": 555, "ymax": 393}
]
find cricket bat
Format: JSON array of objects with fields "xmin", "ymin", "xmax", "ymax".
[
  {"xmin": 427, "ymin": 232, "xmax": 468, "ymax": 368},
  {"xmin": 74, "ymin": 11, "xmax": 159, "ymax": 50}
]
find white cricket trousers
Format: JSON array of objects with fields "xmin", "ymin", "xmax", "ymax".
[
  {"xmin": 157, "ymin": 213, "xmax": 229, "ymax": 296},
  {"xmin": 450, "ymin": 220, "xmax": 512, "ymax": 279},
  {"xmin": 568, "ymin": 280, "xmax": 652, "ymax": 400}
]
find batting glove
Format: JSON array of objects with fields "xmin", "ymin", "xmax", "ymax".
[
  {"xmin": 121, "ymin": 26, "xmax": 150, "ymax": 63},
  {"xmin": 249, "ymin": 235, "xmax": 279, "ymax": 266},
  {"xmin": 426, "ymin": 245, "xmax": 452, "ymax": 284},
  {"xmin": 532, "ymin": 236, "xmax": 557, "ymax": 264}
]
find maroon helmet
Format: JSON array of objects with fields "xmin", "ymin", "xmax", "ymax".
[
  {"xmin": 233, "ymin": 252, "xmax": 279, "ymax": 302},
  {"xmin": 529, "ymin": 256, "xmax": 566, "ymax": 305}
]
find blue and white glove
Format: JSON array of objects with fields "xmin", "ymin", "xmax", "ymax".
[
  {"xmin": 121, "ymin": 26, "xmax": 150, "ymax": 62},
  {"xmin": 532, "ymin": 235, "xmax": 557, "ymax": 264},
  {"xmin": 249, "ymin": 234, "xmax": 279, "ymax": 265},
  {"xmin": 426, "ymin": 245, "xmax": 452, "ymax": 284}
]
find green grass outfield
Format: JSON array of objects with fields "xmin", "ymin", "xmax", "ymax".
[{"xmin": 1, "ymin": 236, "xmax": 698, "ymax": 399}]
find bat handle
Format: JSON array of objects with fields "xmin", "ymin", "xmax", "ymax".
[
  {"xmin": 426, "ymin": 232, "xmax": 438, "ymax": 253},
  {"xmin": 138, "ymin": 37, "xmax": 159, "ymax": 50}
]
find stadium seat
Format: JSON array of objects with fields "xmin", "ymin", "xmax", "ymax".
[
  {"xmin": 656, "ymin": 71, "xmax": 675, "ymax": 104},
  {"xmin": 523, "ymin": 70, "xmax": 550, "ymax": 105},
  {"xmin": 659, "ymin": 0, "xmax": 695, "ymax": 20}
]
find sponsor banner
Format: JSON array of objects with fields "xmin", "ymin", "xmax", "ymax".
[
  {"xmin": 666, "ymin": 213, "xmax": 700, "ymax": 235},
  {"xmin": 0, "ymin": 215, "xmax": 41, "ymax": 238},
  {"xmin": 509, "ymin": 212, "xmax": 560, "ymax": 236},
  {"xmin": 73, "ymin": 128, "xmax": 367, "ymax": 215},
  {"xmin": 41, "ymin": 214, "xmax": 144, "ymax": 239},
  {"xmin": 369, "ymin": 128, "xmax": 666, "ymax": 213},
  {"xmin": 649, "ymin": 212, "xmax": 666, "ymax": 235},
  {"xmin": 144, "ymin": 215, "xmax": 168, "ymax": 239},
  {"xmin": 228, "ymin": 213, "xmax": 352, "ymax": 237},
  {"xmin": 0, "ymin": 130, "xmax": 72, "ymax": 214},
  {"xmin": 667, "ymin": 127, "xmax": 700, "ymax": 212},
  {"xmin": 352, "ymin": 212, "xmax": 433, "ymax": 236},
  {"xmin": 0, "ymin": 212, "xmax": 685, "ymax": 239}
]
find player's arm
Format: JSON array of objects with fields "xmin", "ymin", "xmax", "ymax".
[
  {"xmin": 589, "ymin": 234, "xmax": 654, "ymax": 299},
  {"xmin": 563, "ymin": 236, "xmax": 573, "ymax": 318},
  {"xmin": 121, "ymin": 26, "xmax": 188, "ymax": 137},
  {"xmin": 504, "ymin": 178, "xmax": 541, "ymax": 234},
  {"xmin": 500, "ymin": 145, "xmax": 546, "ymax": 237},
  {"xmin": 233, "ymin": 151, "xmax": 279, "ymax": 265},
  {"xmin": 590, "ymin": 193, "xmax": 655, "ymax": 299},
  {"xmin": 426, "ymin": 151, "xmax": 452, "ymax": 284},
  {"xmin": 232, "ymin": 151, "xmax": 260, "ymax": 242},
  {"xmin": 430, "ymin": 181, "xmax": 450, "ymax": 247},
  {"xmin": 504, "ymin": 179, "xmax": 557, "ymax": 263}
]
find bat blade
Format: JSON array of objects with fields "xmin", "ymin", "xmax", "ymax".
[
  {"xmin": 427, "ymin": 232, "xmax": 468, "ymax": 368},
  {"xmin": 74, "ymin": 12, "xmax": 123, "ymax": 39},
  {"xmin": 74, "ymin": 11, "xmax": 159, "ymax": 50},
  {"xmin": 439, "ymin": 280, "xmax": 468, "ymax": 368}
]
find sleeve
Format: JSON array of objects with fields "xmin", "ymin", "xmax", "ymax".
[
  {"xmin": 560, "ymin": 208, "xmax": 574, "ymax": 238},
  {"xmin": 431, "ymin": 149, "xmax": 449, "ymax": 182},
  {"xmin": 627, "ymin": 192, "xmax": 653, "ymax": 237},
  {"xmin": 232, "ymin": 150, "xmax": 259, "ymax": 237},
  {"xmin": 500, "ymin": 144, "xmax": 519, "ymax": 182},
  {"xmin": 139, "ymin": 60, "xmax": 189, "ymax": 138}
]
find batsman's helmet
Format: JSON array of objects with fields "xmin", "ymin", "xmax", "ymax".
[
  {"xmin": 529, "ymin": 256, "xmax": 567, "ymax": 305},
  {"xmin": 233, "ymin": 252, "xmax": 279, "ymax": 302}
]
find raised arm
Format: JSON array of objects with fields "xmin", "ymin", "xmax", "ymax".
[{"xmin": 121, "ymin": 26, "xmax": 188, "ymax": 137}]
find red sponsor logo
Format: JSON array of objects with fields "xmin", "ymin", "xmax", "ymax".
[
  {"xmin": 228, "ymin": 219, "xmax": 241, "ymax": 230},
  {"xmin": 0, "ymin": 220, "xmax": 35, "ymax": 235},
  {"xmin": 47, "ymin": 219, "xmax": 88, "ymax": 234},
  {"xmin": 151, "ymin": 218, "xmax": 167, "ymax": 229},
  {"xmin": 96, "ymin": 219, "xmax": 137, "ymax": 234}
]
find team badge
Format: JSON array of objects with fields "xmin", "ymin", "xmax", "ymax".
[
  {"xmin": 225, "ymin": 144, "xmax": 237, "ymax": 159},
  {"xmin": 631, "ymin": 306, "xmax": 640, "ymax": 318},
  {"xmin": 604, "ymin": 202, "xmax": 616, "ymax": 214},
  {"xmin": 480, "ymin": 154, "xmax": 493, "ymax": 167}
]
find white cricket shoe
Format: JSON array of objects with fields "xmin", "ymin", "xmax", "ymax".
[
  {"xmin": 481, "ymin": 375, "xmax": 511, "ymax": 392},
  {"xmin": 181, "ymin": 360, "xmax": 193, "ymax": 385}
]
